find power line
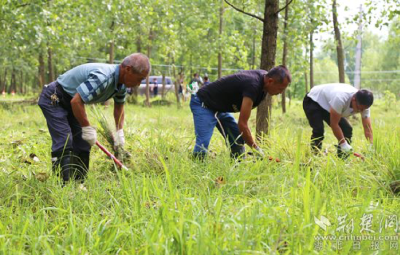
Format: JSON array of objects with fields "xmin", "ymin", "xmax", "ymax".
[
  {"xmin": 315, "ymin": 70, "xmax": 400, "ymax": 74},
  {"xmin": 355, "ymin": 79, "xmax": 400, "ymax": 82}
]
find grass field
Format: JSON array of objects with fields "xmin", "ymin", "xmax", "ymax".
[{"xmin": 0, "ymin": 96, "xmax": 399, "ymax": 254}]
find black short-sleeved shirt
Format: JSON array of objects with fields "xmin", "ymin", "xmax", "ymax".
[{"xmin": 196, "ymin": 70, "xmax": 267, "ymax": 112}]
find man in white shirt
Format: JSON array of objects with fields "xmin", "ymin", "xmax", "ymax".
[{"xmin": 303, "ymin": 83, "xmax": 374, "ymax": 158}]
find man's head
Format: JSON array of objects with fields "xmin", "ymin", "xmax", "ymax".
[
  {"xmin": 204, "ymin": 76, "xmax": 209, "ymax": 81},
  {"xmin": 263, "ymin": 65, "xmax": 291, "ymax": 95},
  {"xmin": 119, "ymin": 53, "xmax": 151, "ymax": 87},
  {"xmin": 193, "ymin": 73, "xmax": 199, "ymax": 78},
  {"xmin": 352, "ymin": 89, "xmax": 374, "ymax": 113}
]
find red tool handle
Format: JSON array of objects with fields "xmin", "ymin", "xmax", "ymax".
[
  {"xmin": 353, "ymin": 152, "xmax": 365, "ymax": 160},
  {"xmin": 96, "ymin": 141, "xmax": 128, "ymax": 170}
]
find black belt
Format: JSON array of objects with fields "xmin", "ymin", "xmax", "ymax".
[{"xmin": 54, "ymin": 82, "xmax": 73, "ymax": 110}]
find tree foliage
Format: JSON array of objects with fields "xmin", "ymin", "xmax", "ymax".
[{"xmin": 0, "ymin": 0, "xmax": 398, "ymax": 98}]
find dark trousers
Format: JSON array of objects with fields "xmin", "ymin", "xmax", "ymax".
[
  {"xmin": 38, "ymin": 81, "xmax": 91, "ymax": 154},
  {"xmin": 303, "ymin": 95, "xmax": 352, "ymax": 150},
  {"xmin": 190, "ymin": 95, "xmax": 245, "ymax": 158},
  {"xmin": 153, "ymin": 86, "xmax": 158, "ymax": 96}
]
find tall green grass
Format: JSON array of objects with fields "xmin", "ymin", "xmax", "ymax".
[{"xmin": 0, "ymin": 99, "xmax": 399, "ymax": 254}]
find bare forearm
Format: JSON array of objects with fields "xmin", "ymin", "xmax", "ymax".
[
  {"xmin": 114, "ymin": 104, "xmax": 124, "ymax": 130},
  {"xmin": 364, "ymin": 125, "xmax": 373, "ymax": 143},
  {"xmin": 71, "ymin": 99, "xmax": 90, "ymax": 127},
  {"xmin": 239, "ymin": 123, "xmax": 257, "ymax": 148},
  {"xmin": 331, "ymin": 124, "xmax": 345, "ymax": 144}
]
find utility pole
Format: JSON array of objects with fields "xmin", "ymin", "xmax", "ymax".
[{"xmin": 354, "ymin": 5, "xmax": 363, "ymax": 89}]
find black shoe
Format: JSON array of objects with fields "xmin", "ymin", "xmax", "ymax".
[
  {"xmin": 51, "ymin": 150, "xmax": 72, "ymax": 184},
  {"xmin": 336, "ymin": 145, "xmax": 350, "ymax": 159},
  {"xmin": 71, "ymin": 151, "xmax": 90, "ymax": 182},
  {"xmin": 311, "ymin": 141, "xmax": 322, "ymax": 155},
  {"xmin": 230, "ymin": 146, "xmax": 245, "ymax": 160},
  {"xmin": 192, "ymin": 152, "xmax": 206, "ymax": 161}
]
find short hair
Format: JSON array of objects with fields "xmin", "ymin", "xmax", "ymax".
[
  {"xmin": 355, "ymin": 89, "xmax": 374, "ymax": 107},
  {"xmin": 121, "ymin": 53, "xmax": 151, "ymax": 75},
  {"xmin": 266, "ymin": 65, "xmax": 291, "ymax": 84}
]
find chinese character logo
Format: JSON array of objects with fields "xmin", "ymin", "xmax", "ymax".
[{"xmin": 315, "ymin": 215, "xmax": 331, "ymax": 231}]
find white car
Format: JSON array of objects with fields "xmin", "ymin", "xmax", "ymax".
[{"xmin": 138, "ymin": 76, "xmax": 174, "ymax": 96}]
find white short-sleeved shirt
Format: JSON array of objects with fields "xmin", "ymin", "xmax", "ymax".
[{"xmin": 307, "ymin": 83, "xmax": 370, "ymax": 118}]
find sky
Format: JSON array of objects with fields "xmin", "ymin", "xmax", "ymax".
[{"xmin": 315, "ymin": 0, "xmax": 389, "ymax": 50}]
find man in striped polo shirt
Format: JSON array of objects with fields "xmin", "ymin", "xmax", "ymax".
[{"xmin": 38, "ymin": 53, "xmax": 150, "ymax": 184}]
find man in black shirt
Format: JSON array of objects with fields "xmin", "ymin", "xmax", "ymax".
[{"xmin": 191, "ymin": 65, "xmax": 291, "ymax": 159}]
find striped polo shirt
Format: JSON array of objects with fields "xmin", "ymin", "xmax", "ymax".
[{"xmin": 57, "ymin": 63, "xmax": 126, "ymax": 104}]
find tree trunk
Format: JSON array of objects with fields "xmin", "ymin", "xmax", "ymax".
[
  {"xmin": 102, "ymin": 22, "xmax": 116, "ymax": 106},
  {"xmin": 19, "ymin": 71, "xmax": 24, "ymax": 94},
  {"xmin": 38, "ymin": 51, "xmax": 45, "ymax": 88},
  {"xmin": 292, "ymin": 76, "xmax": 298, "ymax": 98},
  {"xmin": 304, "ymin": 71, "xmax": 308, "ymax": 94},
  {"xmin": 161, "ymin": 73, "xmax": 166, "ymax": 99},
  {"xmin": 309, "ymin": 31, "xmax": 314, "ymax": 89},
  {"xmin": 1, "ymin": 69, "xmax": 7, "ymax": 93},
  {"xmin": 173, "ymin": 67, "xmax": 181, "ymax": 107},
  {"xmin": 145, "ymin": 76, "xmax": 151, "ymax": 106},
  {"xmin": 109, "ymin": 40, "xmax": 115, "ymax": 64},
  {"xmin": 54, "ymin": 61, "xmax": 58, "ymax": 79},
  {"xmin": 354, "ymin": 5, "xmax": 363, "ymax": 89},
  {"xmin": 0, "ymin": 69, "xmax": 5, "ymax": 93},
  {"xmin": 47, "ymin": 45, "xmax": 54, "ymax": 83},
  {"xmin": 10, "ymin": 68, "xmax": 16, "ymax": 93},
  {"xmin": 332, "ymin": 0, "xmax": 345, "ymax": 83},
  {"xmin": 109, "ymin": 19, "xmax": 115, "ymax": 63},
  {"xmin": 179, "ymin": 71, "xmax": 185, "ymax": 102},
  {"xmin": 136, "ymin": 35, "xmax": 142, "ymax": 53},
  {"xmin": 218, "ymin": 0, "xmax": 224, "ymax": 79},
  {"xmin": 145, "ymin": 29, "xmax": 153, "ymax": 107},
  {"xmin": 281, "ymin": 0, "xmax": 289, "ymax": 114},
  {"xmin": 170, "ymin": 55, "xmax": 181, "ymax": 107},
  {"xmin": 252, "ymin": 28, "xmax": 256, "ymax": 69},
  {"xmin": 256, "ymin": 0, "xmax": 279, "ymax": 139},
  {"xmin": 133, "ymin": 87, "xmax": 138, "ymax": 98}
]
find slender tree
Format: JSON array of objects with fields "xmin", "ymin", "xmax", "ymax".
[
  {"xmin": 38, "ymin": 51, "xmax": 45, "ymax": 88},
  {"xmin": 225, "ymin": 0, "xmax": 293, "ymax": 138},
  {"xmin": 281, "ymin": 0, "xmax": 290, "ymax": 114},
  {"xmin": 332, "ymin": 0, "xmax": 345, "ymax": 83},
  {"xmin": 218, "ymin": 0, "xmax": 225, "ymax": 79},
  {"xmin": 309, "ymin": 30, "xmax": 314, "ymax": 88}
]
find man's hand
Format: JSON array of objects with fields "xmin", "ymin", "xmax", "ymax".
[
  {"xmin": 82, "ymin": 126, "xmax": 97, "ymax": 146},
  {"xmin": 114, "ymin": 129, "xmax": 125, "ymax": 147},
  {"xmin": 253, "ymin": 146, "xmax": 265, "ymax": 158},
  {"xmin": 361, "ymin": 116, "xmax": 373, "ymax": 143},
  {"xmin": 366, "ymin": 143, "xmax": 375, "ymax": 155},
  {"xmin": 339, "ymin": 141, "xmax": 352, "ymax": 153}
]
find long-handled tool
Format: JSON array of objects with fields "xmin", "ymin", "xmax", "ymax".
[
  {"xmin": 96, "ymin": 141, "xmax": 128, "ymax": 170},
  {"xmin": 353, "ymin": 152, "xmax": 365, "ymax": 160}
]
